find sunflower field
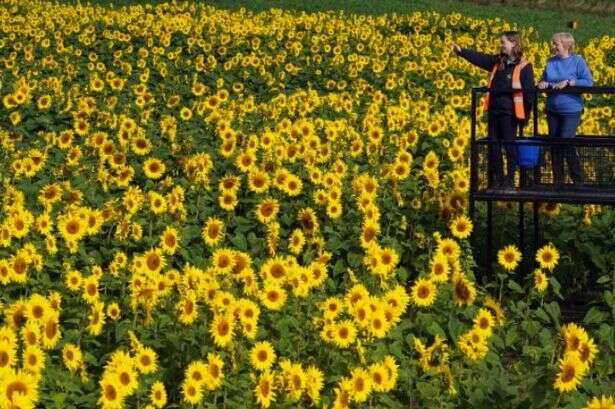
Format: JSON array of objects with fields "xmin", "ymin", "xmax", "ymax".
[{"xmin": 0, "ymin": 0, "xmax": 615, "ymax": 408}]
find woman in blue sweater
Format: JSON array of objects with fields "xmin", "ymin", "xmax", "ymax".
[{"xmin": 537, "ymin": 32, "xmax": 593, "ymax": 186}]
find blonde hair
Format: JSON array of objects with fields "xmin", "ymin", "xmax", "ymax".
[{"xmin": 552, "ymin": 32, "xmax": 575, "ymax": 54}]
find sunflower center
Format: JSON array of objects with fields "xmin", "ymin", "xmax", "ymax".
[{"xmin": 560, "ymin": 365, "xmax": 576, "ymax": 383}]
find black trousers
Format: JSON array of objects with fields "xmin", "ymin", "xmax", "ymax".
[{"xmin": 488, "ymin": 113, "xmax": 519, "ymax": 186}]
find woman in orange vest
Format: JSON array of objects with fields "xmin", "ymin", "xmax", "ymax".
[{"xmin": 452, "ymin": 31, "xmax": 535, "ymax": 188}]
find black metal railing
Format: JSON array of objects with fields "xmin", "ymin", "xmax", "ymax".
[
  {"xmin": 473, "ymin": 137, "xmax": 615, "ymax": 202},
  {"xmin": 470, "ymin": 86, "xmax": 615, "ymax": 206}
]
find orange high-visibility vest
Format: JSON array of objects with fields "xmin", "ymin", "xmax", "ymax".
[{"xmin": 483, "ymin": 59, "xmax": 529, "ymax": 120}]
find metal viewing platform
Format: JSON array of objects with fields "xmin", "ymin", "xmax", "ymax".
[{"xmin": 468, "ymin": 86, "xmax": 615, "ymax": 276}]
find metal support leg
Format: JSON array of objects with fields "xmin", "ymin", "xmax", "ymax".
[
  {"xmin": 469, "ymin": 194, "xmax": 475, "ymax": 274},
  {"xmin": 487, "ymin": 200, "xmax": 493, "ymax": 278},
  {"xmin": 519, "ymin": 200, "xmax": 525, "ymax": 274},
  {"xmin": 533, "ymin": 201, "xmax": 540, "ymax": 267}
]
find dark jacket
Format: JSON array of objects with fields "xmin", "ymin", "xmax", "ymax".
[{"xmin": 457, "ymin": 48, "xmax": 535, "ymax": 121}]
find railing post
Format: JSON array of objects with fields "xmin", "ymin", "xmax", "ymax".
[
  {"xmin": 533, "ymin": 88, "xmax": 541, "ymax": 189},
  {"xmin": 533, "ymin": 88, "xmax": 539, "ymax": 138}
]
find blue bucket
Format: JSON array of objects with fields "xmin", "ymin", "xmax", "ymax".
[{"xmin": 516, "ymin": 137, "xmax": 541, "ymax": 168}]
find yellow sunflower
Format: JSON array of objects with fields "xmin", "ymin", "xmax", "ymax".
[
  {"xmin": 367, "ymin": 312, "xmax": 390, "ymax": 339},
  {"xmin": 22, "ymin": 345, "xmax": 45, "ymax": 375},
  {"xmin": 143, "ymin": 158, "xmax": 166, "ymax": 179},
  {"xmin": 259, "ymin": 282, "xmax": 287, "ymax": 311},
  {"xmin": 429, "ymin": 254, "xmax": 450, "ymax": 283},
  {"xmin": 250, "ymin": 341, "xmax": 276, "ymax": 372},
  {"xmin": 148, "ymin": 191, "xmax": 167, "ymax": 214},
  {"xmin": 106, "ymin": 303, "xmax": 121, "ymax": 321},
  {"xmin": 497, "ymin": 244, "xmax": 522, "ymax": 271},
  {"xmin": 0, "ymin": 340, "xmax": 16, "ymax": 372},
  {"xmin": 210, "ymin": 313, "xmax": 235, "ymax": 348},
  {"xmin": 283, "ymin": 174, "xmax": 303, "ymax": 197},
  {"xmin": 288, "ymin": 229, "xmax": 305, "ymax": 255},
  {"xmin": 368, "ymin": 363, "xmax": 390, "ymax": 393},
  {"xmin": 576, "ymin": 338, "xmax": 599, "ymax": 367},
  {"xmin": 177, "ymin": 292, "xmax": 199, "ymax": 325},
  {"xmin": 87, "ymin": 301, "xmax": 105, "ymax": 336},
  {"xmin": 202, "ymin": 217, "xmax": 224, "ymax": 246},
  {"xmin": 160, "ymin": 226, "xmax": 180, "ymax": 255},
  {"xmin": 150, "ymin": 381, "xmax": 167, "ymax": 408},
  {"xmin": 62, "ymin": 343, "xmax": 82, "ymax": 372},
  {"xmin": 179, "ymin": 107, "xmax": 193, "ymax": 121},
  {"xmin": 349, "ymin": 367, "xmax": 372, "ymax": 403},
  {"xmin": 0, "ymin": 369, "xmax": 39, "ymax": 408},
  {"xmin": 254, "ymin": 370, "xmax": 276, "ymax": 408},
  {"xmin": 98, "ymin": 375, "xmax": 124, "ymax": 409},
  {"xmin": 211, "ymin": 248, "xmax": 236, "ymax": 275},
  {"xmin": 326, "ymin": 201, "xmax": 343, "ymax": 219},
  {"xmin": 248, "ymin": 169, "xmax": 271, "ymax": 194},
  {"xmin": 142, "ymin": 247, "xmax": 165, "ymax": 275},
  {"xmin": 259, "ymin": 257, "xmax": 288, "ymax": 283},
  {"xmin": 219, "ymin": 191, "xmax": 238, "ymax": 211},
  {"xmin": 452, "ymin": 273, "xmax": 477, "ymax": 307},
  {"xmin": 472, "ymin": 308, "xmax": 495, "ymax": 336},
  {"xmin": 57, "ymin": 213, "xmax": 86, "ymax": 243},
  {"xmin": 553, "ymin": 355, "xmax": 585, "ymax": 393},
  {"xmin": 204, "ymin": 352, "xmax": 224, "ymax": 391},
  {"xmin": 255, "ymin": 198, "xmax": 279, "ymax": 224},
  {"xmin": 533, "ymin": 269, "xmax": 549, "ymax": 293},
  {"xmin": 305, "ymin": 366, "xmax": 324, "ymax": 404},
  {"xmin": 36, "ymin": 94, "xmax": 52, "ymax": 111},
  {"xmin": 535, "ymin": 243, "xmax": 560, "ymax": 271},
  {"xmin": 411, "ymin": 278, "xmax": 437, "ymax": 307},
  {"xmin": 181, "ymin": 379, "xmax": 203, "ymax": 405},
  {"xmin": 332, "ymin": 320, "xmax": 357, "ymax": 348},
  {"xmin": 135, "ymin": 347, "xmax": 158, "ymax": 374},
  {"xmin": 583, "ymin": 396, "xmax": 615, "ymax": 409},
  {"xmin": 449, "ymin": 215, "xmax": 473, "ymax": 239}
]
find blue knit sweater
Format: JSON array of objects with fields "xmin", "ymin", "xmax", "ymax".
[{"xmin": 540, "ymin": 54, "xmax": 593, "ymax": 113}]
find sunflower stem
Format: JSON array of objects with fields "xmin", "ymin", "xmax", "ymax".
[
  {"xmin": 554, "ymin": 393, "xmax": 561, "ymax": 408},
  {"xmin": 196, "ymin": 190, "xmax": 201, "ymax": 220}
]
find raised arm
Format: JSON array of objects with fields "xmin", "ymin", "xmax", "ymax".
[
  {"xmin": 451, "ymin": 43, "xmax": 497, "ymax": 71},
  {"xmin": 457, "ymin": 48, "xmax": 498, "ymax": 72}
]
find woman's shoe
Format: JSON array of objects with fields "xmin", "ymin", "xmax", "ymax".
[
  {"xmin": 489, "ymin": 176, "xmax": 504, "ymax": 189},
  {"xmin": 500, "ymin": 177, "xmax": 515, "ymax": 189},
  {"xmin": 572, "ymin": 180, "xmax": 585, "ymax": 189}
]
